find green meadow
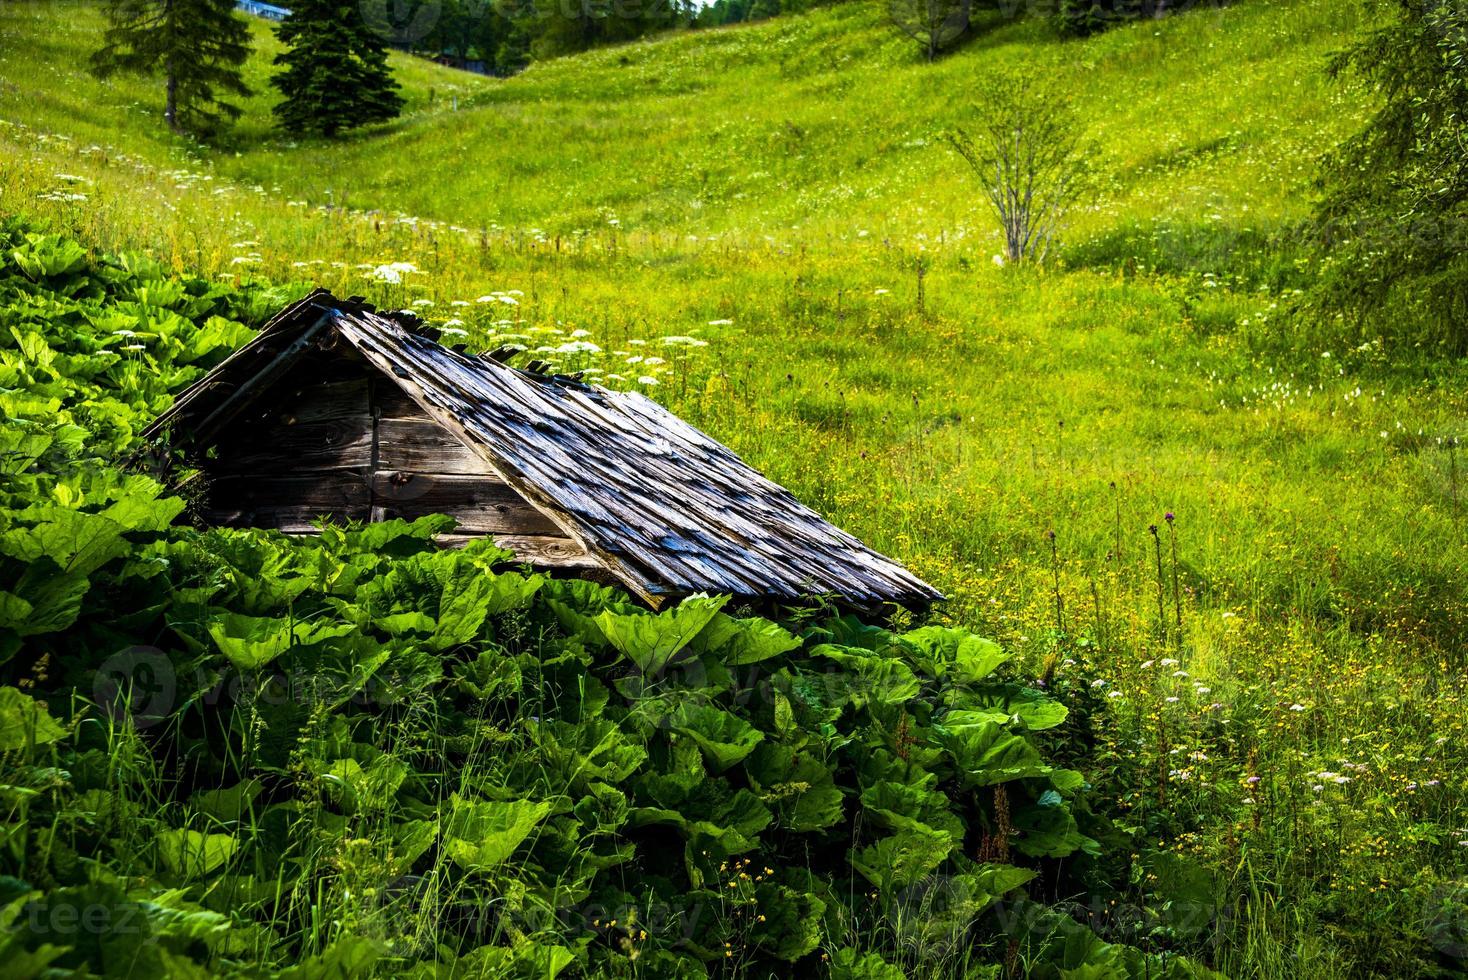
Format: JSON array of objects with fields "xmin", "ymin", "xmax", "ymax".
[{"xmin": 1, "ymin": 0, "xmax": 1466, "ymax": 975}]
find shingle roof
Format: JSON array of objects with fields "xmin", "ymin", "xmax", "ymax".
[{"xmin": 145, "ymin": 290, "xmax": 942, "ymax": 609}]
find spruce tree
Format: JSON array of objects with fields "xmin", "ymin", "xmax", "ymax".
[
  {"xmin": 90, "ymin": 0, "xmax": 252, "ymax": 134},
  {"xmin": 272, "ymin": 0, "xmax": 405, "ymax": 138},
  {"xmin": 1313, "ymin": 0, "xmax": 1468, "ymax": 350}
]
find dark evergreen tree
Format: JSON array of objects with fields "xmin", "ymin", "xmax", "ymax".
[
  {"xmin": 89, "ymin": 0, "xmax": 252, "ymax": 134},
  {"xmin": 414, "ymin": 0, "xmax": 524, "ymax": 75},
  {"xmin": 272, "ymin": 0, "xmax": 406, "ymax": 137},
  {"xmin": 530, "ymin": 0, "xmax": 693, "ymax": 59},
  {"xmin": 1313, "ymin": 0, "xmax": 1468, "ymax": 351},
  {"xmin": 1055, "ymin": 0, "xmax": 1155, "ymax": 38}
]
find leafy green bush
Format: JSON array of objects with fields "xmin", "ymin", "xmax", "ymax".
[{"xmin": 0, "ymin": 219, "xmax": 1217, "ymax": 978}]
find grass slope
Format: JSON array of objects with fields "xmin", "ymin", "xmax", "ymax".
[{"xmin": 2, "ymin": 0, "xmax": 1467, "ymax": 976}]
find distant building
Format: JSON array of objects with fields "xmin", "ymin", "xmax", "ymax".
[{"xmin": 236, "ymin": 0, "xmax": 290, "ymax": 20}]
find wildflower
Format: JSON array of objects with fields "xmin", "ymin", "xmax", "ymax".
[
  {"xmin": 638, "ymin": 376, "xmax": 659, "ymax": 386},
  {"xmin": 1289, "ymin": 704, "xmax": 1305, "ymax": 712},
  {"xmin": 368, "ymin": 261, "xmax": 418, "ymax": 284},
  {"xmin": 1161, "ymin": 658, "xmax": 1179, "ymax": 667},
  {"xmin": 708, "ymin": 318, "xmax": 734, "ymax": 326},
  {"xmin": 1140, "ymin": 660, "xmax": 1155, "ymax": 669}
]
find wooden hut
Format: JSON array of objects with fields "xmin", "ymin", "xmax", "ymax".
[{"xmin": 143, "ymin": 290, "xmax": 941, "ymax": 610}]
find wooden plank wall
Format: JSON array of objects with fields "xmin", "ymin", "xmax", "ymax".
[
  {"xmin": 201, "ymin": 350, "xmax": 375, "ymax": 529},
  {"xmin": 199, "ymin": 351, "xmax": 600, "ymax": 571}
]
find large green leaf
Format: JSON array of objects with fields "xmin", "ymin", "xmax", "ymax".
[
  {"xmin": 431, "ymin": 557, "xmax": 496, "ymax": 649},
  {"xmin": 481, "ymin": 570, "xmax": 545, "ymax": 616},
  {"xmin": 751, "ymin": 881, "xmax": 827, "ymax": 961},
  {"xmin": 0, "ymin": 686, "xmax": 67, "ymax": 750},
  {"xmin": 190, "ymin": 780, "xmax": 263, "ymax": 824},
  {"xmin": 1012, "ymin": 798, "xmax": 1099, "ymax": 859},
  {"xmin": 903, "ymin": 626, "xmax": 1011, "ymax": 683},
  {"xmin": 156, "ymin": 829, "xmax": 238, "ymax": 880},
  {"xmin": 443, "ymin": 796, "xmax": 552, "ymax": 871},
  {"xmin": 97, "ymin": 476, "xmax": 186, "ymax": 532},
  {"xmin": 935, "ymin": 718, "xmax": 1058, "ymax": 786},
  {"xmin": 829, "ymin": 949, "xmax": 909, "ymax": 980},
  {"xmin": 747, "ymin": 743, "xmax": 845, "ymax": 831},
  {"xmin": 10, "ymin": 235, "xmax": 86, "ymax": 279},
  {"xmin": 206, "ymin": 613, "xmax": 356, "ymax": 671},
  {"xmin": 684, "ymin": 788, "xmax": 772, "ymax": 854},
  {"xmin": 809, "ymin": 644, "xmax": 921, "ymax": 707},
  {"xmin": 9, "ymin": 565, "xmax": 89, "ymax": 637},
  {"xmin": 851, "ymin": 828, "xmax": 956, "ymax": 892},
  {"xmin": 526, "ymin": 717, "xmax": 647, "ymax": 790},
  {"xmin": 860, "ymin": 780, "xmax": 964, "ymax": 840},
  {"xmin": 669, "ymin": 702, "xmax": 764, "ymax": 771},
  {"xmin": 886, "ymin": 864, "xmax": 1037, "ymax": 955},
  {"xmin": 689, "ymin": 612, "xmax": 802, "ymax": 665},
  {"xmin": 0, "ymin": 507, "xmax": 127, "ymax": 576},
  {"xmin": 595, "ymin": 594, "xmax": 728, "ymax": 675},
  {"xmin": 457, "ymin": 942, "xmax": 576, "ymax": 980},
  {"xmin": 276, "ymin": 935, "xmax": 387, "ymax": 980}
]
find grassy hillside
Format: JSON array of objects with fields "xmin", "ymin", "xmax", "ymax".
[
  {"xmin": 3, "ymin": 0, "xmax": 1365, "ymax": 233},
  {"xmin": 2, "ymin": 0, "xmax": 1467, "ymax": 976}
]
